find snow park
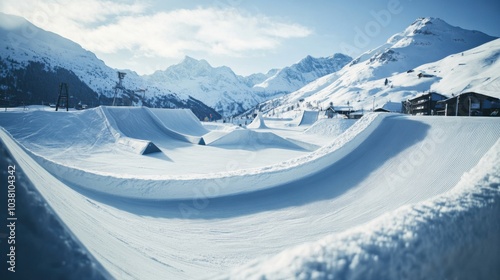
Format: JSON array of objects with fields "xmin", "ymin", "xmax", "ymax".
[{"xmin": 1, "ymin": 2, "xmax": 500, "ymax": 280}]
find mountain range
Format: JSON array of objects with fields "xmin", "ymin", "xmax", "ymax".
[
  {"xmin": 0, "ymin": 12, "xmax": 221, "ymax": 119},
  {"xmin": 0, "ymin": 14, "xmax": 498, "ymax": 118},
  {"xmin": 0, "ymin": 12, "xmax": 351, "ymax": 117},
  {"xmin": 253, "ymin": 53, "xmax": 352, "ymax": 95},
  {"xmin": 145, "ymin": 54, "xmax": 352, "ymax": 116}
]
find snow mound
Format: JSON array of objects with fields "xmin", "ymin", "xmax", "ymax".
[
  {"xmin": 247, "ymin": 112, "xmax": 268, "ymax": 129},
  {"xmin": 304, "ymin": 118, "xmax": 357, "ymax": 138},
  {"xmin": 225, "ymin": 139, "xmax": 500, "ymax": 280},
  {"xmin": 116, "ymin": 138, "xmax": 161, "ymax": 155},
  {"xmin": 207, "ymin": 129, "xmax": 304, "ymax": 151}
]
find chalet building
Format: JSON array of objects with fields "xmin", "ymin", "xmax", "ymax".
[
  {"xmin": 402, "ymin": 92, "xmax": 448, "ymax": 115},
  {"xmin": 436, "ymin": 92, "xmax": 500, "ymax": 116},
  {"xmin": 348, "ymin": 111, "xmax": 364, "ymax": 119},
  {"xmin": 373, "ymin": 108, "xmax": 390, "ymax": 112},
  {"xmin": 325, "ymin": 106, "xmax": 336, "ymax": 118},
  {"xmin": 324, "ymin": 106, "xmax": 355, "ymax": 118}
]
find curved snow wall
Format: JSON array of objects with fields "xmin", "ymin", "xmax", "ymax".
[
  {"xmin": 226, "ymin": 139, "xmax": 500, "ymax": 280},
  {"xmin": 0, "ymin": 129, "xmax": 111, "ymax": 279}
]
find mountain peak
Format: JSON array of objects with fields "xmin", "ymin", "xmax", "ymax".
[
  {"xmin": 383, "ymin": 17, "xmax": 496, "ymax": 57},
  {"xmin": 390, "ymin": 17, "xmax": 495, "ymax": 45},
  {"xmin": 254, "ymin": 53, "xmax": 352, "ymax": 94},
  {"xmin": 412, "ymin": 17, "xmax": 440, "ymax": 25},
  {"xmin": 179, "ymin": 56, "xmax": 210, "ymax": 68},
  {"xmin": 408, "ymin": 17, "xmax": 453, "ymax": 35}
]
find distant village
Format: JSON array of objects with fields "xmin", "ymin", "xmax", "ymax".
[
  {"xmin": 321, "ymin": 90, "xmax": 499, "ymax": 119},
  {"xmin": 237, "ymin": 89, "xmax": 500, "ymax": 124}
]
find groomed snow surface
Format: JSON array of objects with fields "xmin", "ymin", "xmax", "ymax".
[{"xmin": 0, "ymin": 106, "xmax": 499, "ymax": 280}]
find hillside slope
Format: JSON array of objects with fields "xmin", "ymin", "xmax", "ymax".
[{"xmin": 264, "ymin": 17, "xmax": 497, "ymax": 113}]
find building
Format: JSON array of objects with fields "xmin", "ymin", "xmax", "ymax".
[
  {"xmin": 324, "ymin": 105, "xmax": 355, "ymax": 118},
  {"xmin": 348, "ymin": 110, "xmax": 364, "ymax": 119},
  {"xmin": 436, "ymin": 92, "xmax": 500, "ymax": 116},
  {"xmin": 402, "ymin": 92, "xmax": 448, "ymax": 115}
]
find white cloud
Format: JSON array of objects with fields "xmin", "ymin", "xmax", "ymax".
[{"xmin": 0, "ymin": 0, "xmax": 312, "ymax": 60}]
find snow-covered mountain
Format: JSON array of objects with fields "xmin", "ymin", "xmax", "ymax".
[
  {"xmin": 145, "ymin": 56, "xmax": 268, "ymax": 116},
  {"xmin": 253, "ymin": 53, "xmax": 352, "ymax": 94},
  {"xmin": 263, "ymin": 17, "xmax": 498, "ymax": 114},
  {"xmin": 0, "ymin": 13, "xmax": 220, "ymax": 119},
  {"xmin": 241, "ymin": 69, "xmax": 279, "ymax": 88},
  {"xmin": 416, "ymin": 38, "xmax": 500, "ymax": 97},
  {"xmin": 146, "ymin": 54, "xmax": 350, "ymax": 117}
]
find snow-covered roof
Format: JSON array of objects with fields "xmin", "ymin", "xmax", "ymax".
[{"xmin": 377, "ymin": 101, "xmax": 402, "ymax": 112}]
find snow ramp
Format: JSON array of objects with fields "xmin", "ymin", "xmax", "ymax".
[
  {"xmin": 148, "ymin": 108, "xmax": 209, "ymax": 139},
  {"xmin": 205, "ymin": 128, "xmax": 305, "ymax": 150},
  {"xmin": 288, "ymin": 110, "xmax": 319, "ymax": 126},
  {"xmin": 304, "ymin": 118, "xmax": 357, "ymax": 137},
  {"xmin": 101, "ymin": 107, "xmax": 205, "ymax": 145},
  {"xmin": 299, "ymin": 110, "xmax": 319, "ymax": 126}
]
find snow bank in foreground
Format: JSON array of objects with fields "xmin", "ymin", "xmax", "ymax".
[
  {"xmin": 224, "ymin": 140, "xmax": 500, "ymax": 280},
  {"xmin": 0, "ymin": 136, "xmax": 109, "ymax": 279}
]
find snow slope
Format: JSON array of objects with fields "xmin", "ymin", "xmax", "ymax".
[
  {"xmin": 288, "ymin": 110, "xmax": 320, "ymax": 126},
  {"xmin": 1, "ymin": 110, "xmax": 499, "ymax": 279},
  {"xmin": 103, "ymin": 106, "xmax": 206, "ymax": 145},
  {"xmin": 149, "ymin": 108, "xmax": 209, "ymax": 137},
  {"xmin": 225, "ymin": 139, "xmax": 500, "ymax": 280},
  {"xmin": 428, "ymin": 38, "xmax": 500, "ymax": 98},
  {"xmin": 268, "ymin": 17, "xmax": 498, "ymax": 113}
]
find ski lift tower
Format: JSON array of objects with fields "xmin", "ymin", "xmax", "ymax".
[
  {"xmin": 135, "ymin": 89, "xmax": 146, "ymax": 99},
  {"xmin": 55, "ymin": 82, "xmax": 69, "ymax": 111},
  {"xmin": 112, "ymin": 71, "xmax": 126, "ymax": 106},
  {"xmin": 134, "ymin": 88, "xmax": 147, "ymax": 106}
]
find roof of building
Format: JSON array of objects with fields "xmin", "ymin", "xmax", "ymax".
[{"xmin": 439, "ymin": 92, "xmax": 500, "ymax": 102}]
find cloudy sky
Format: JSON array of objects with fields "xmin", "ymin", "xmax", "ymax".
[{"xmin": 1, "ymin": 0, "xmax": 499, "ymax": 76}]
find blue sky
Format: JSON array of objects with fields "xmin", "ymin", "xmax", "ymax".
[{"xmin": 1, "ymin": 0, "xmax": 499, "ymax": 75}]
